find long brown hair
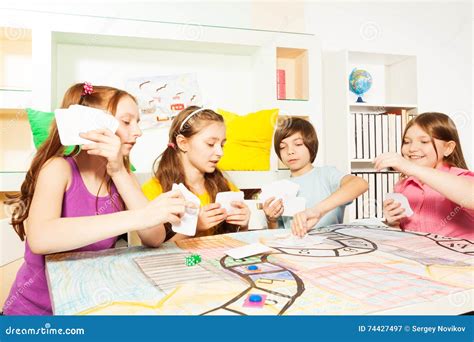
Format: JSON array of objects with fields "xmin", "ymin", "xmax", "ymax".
[
  {"xmin": 153, "ymin": 106, "xmax": 235, "ymax": 236},
  {"xmin": 402, "ymin": 112, "xmax": 468, "ymax": 170},
  {"xmin": 6, "ymin": 83, "xmax": 136, "ymax": 240}
]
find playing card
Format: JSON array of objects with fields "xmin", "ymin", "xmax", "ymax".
[
  {"xmin": 225, "ymin": 243, "xmax": 273, "ymax": 259},
  {"xmin": 55, "ymin": 105, "xmax": 119, "ymax": 146},
  {"xmin": 259, "ymin": 179, "xmax": 301, "ymax": 213},
  {"xmin": 215, "ymin": 191, "xmax": 244, "ymax": 214},
  {"xmin": 269, "ymin": 232, "xmax": 326, "ymax": 247},
  {"xmin": 385, "ymin": 192, "xmax": 414, "ymax": 217},
  {"xmin": 282, "ymin": 197, "xmax": 306, "ymax": 216},
  {"xmin": 171, "ymin": 183, "xmax": 200, "ymax": 236},
  {"xmin": 260, "ymin": 179, "xmax": 299, "ymax": 202}
]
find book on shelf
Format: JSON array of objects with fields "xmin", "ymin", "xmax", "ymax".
[
  {"xmin": 276, "ymin": 69, "xmax": 286, "ymax": 100},
  {"xmin": 368, "ymin": 114, "xmax": 376, "ymax": 160},
  {"xmin": 386, "ymin": 108, "xmax": 406, "ymax": 153},
  {"xmin": 374, "ymin": 113, "xmax": 382, "ymax": 158},
  {"xmin": 362, "ymin": 114, "xmax": 369, "ymax": 159},
  {"xmin": 355, "ymin": 171, "xmax": 403, "ymax": 219},
  {"xmin": 355, "ymin": 112, "xmax": 363, "ymax": 159},
  {"xmin": 387, "ymin": 113, "xmax": 397, "ymax": 152},
  {"xmin": 368, "ymin": 172, "xmax": 376, "ymax": 217},
  {"xmin": 376, "ymin": 172, "xmax": 383, "ymax": 218},
  {"xmin": 350, "ymin": 113, "xmax": 356, "ymax": 159}
]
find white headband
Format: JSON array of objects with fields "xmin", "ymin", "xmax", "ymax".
[{"xmin": 179, "ymin": 107, "xmax": 208, "ymax": 131}]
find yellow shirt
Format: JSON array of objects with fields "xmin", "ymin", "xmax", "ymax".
[{"xmin": 141, "ymin": 177, "xmax": 240, "ymax": 237}]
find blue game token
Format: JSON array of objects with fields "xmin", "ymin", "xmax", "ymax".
[
  {"xmin": 247, "ymin": 265, "xmax": 258, "ymax": 271},
  {"xmin": 249, "ymin": 294, "xmax": 262, "ymax": 303}
]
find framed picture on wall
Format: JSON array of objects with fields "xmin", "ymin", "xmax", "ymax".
[{"xmin": 126, "ymin": 73, "xmax": 203, "ymax": 130}]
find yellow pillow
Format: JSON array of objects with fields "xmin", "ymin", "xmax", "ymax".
[{"xmin": 217, "ymin": 108, "xmax": 278, "ymax": 171}]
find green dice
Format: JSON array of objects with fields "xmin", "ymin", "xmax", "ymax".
[
  {"xmin": 191, "ymin": 254, "xmax": 202, "ymax": 263},
  {"xmin": 185, "ymin": 254, "xmax": 202, "ymax": 266}
]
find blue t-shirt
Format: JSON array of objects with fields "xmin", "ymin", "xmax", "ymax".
[{"xmin": 280, "ymin": 166, "xmax": 348, "ymax": 230}]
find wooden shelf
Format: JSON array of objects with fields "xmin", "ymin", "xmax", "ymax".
[
  {"xmin": 0, "ymin": 27, "xmax": 32, "ymax": 89},
  {"xmin": 349, "ymin": 103, "xmax": 417, "ymax": 112},
  {"xmin": 0, "ymin": 108, "xmax": 33, "ymax": 173},
  {"xmin": 0, "ymin": 108, "xmax": 27, "ymax": 115},
  {"xmin": 0, "ymin": 28, "xmax": 32, "ymax": 41},
  {"xmin": 351, "ymin": 159, "xmax": 374, "ymax": 163},
  {"xmin": 0, "ymin": 88, "xmax": 32, "ymax": 92},
  {"xmin": 276, "ymin": 47, "xmax": 308, "ymax": 101},
  {"xmin": 0, "ymin": 26, "xmax": 32, "ymax": 109}
]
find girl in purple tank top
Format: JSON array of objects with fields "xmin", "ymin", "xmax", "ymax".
[{"xmin": 3, "ymin": 83, "xmax": 188, "ymax": 315}]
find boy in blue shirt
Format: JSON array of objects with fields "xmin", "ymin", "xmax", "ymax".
[{"xmin": 263, "ymin": 118, "xmax": 368, "ymax": 236}]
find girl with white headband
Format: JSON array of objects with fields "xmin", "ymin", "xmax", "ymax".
[{"xmin": 141, "ymin": 106, "xmax": 250, "ymax": 241}]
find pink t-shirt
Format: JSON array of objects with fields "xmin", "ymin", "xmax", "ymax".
[{"xmin": 394, "ymin": 164, "xmax": 474, "ymax": 240}]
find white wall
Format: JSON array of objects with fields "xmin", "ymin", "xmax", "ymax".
[
  {"xmin": 4, "ymin": 0, "xmax": 472, "ymax": 166},
  {"xmin": 55, "ymin": 42, "xmax": 256, "ymax": 171},
  {"xmin": 304, "ymin": 1, "xmax": 473, "ymax": 167},
  {"xmin": 55, "ymin": 44, "xmax": 255, "ymax": 112}
]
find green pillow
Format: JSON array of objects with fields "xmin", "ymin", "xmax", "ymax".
[
  {"xmin": 26, "ymin": 108, "xmax": 54, "ymax": 149},
  {"xmin": 26, "ymin": 108, "xmax": 74, "ymax": 154},
  {"xmin": 26, "ymin": 108, "xmax": 136, "ymax": 171}
]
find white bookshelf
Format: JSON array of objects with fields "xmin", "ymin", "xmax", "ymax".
[
  {"xmin": 323, "ymin": 50, "xmax": 418, "ymax": 220},
  {"xmin": 0, "ymin": 9, "xmax": 323, "ymax": 190}
]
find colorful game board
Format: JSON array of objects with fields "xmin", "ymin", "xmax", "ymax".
[{"xmin": 46, "ymin": 225, "xmax": 473, "ymax": 315}]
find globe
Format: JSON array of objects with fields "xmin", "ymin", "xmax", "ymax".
[{"xmin": 349, "ymin": 68, "xmax": 373, "ymax": 103}]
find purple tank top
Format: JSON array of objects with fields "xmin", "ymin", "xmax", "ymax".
[{"xmin": 3, "ymin": 157, "xmax": 120, "ymax": 315}]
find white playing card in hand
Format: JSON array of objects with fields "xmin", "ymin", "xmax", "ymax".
[
  {"xmin": 171, "ymin": 183, "xmax": 200, "ymax": 236},
  {"xmin": 282, "ymin": 197, "xmax": 306, "ymax": 216},
  {"xmin": 215, "ymin": 191, "xmax": 244, "ymax": 214},
  {"xmin": 259, "ymin": 179, "xmax": 300, "ymax": 212},
  {"xmin": 55, "ymin": 105, "xmax": 119, "ymax": 146},
  {"xmin": 260, "ymin": 179, "xmax": 299, "ymax": 202},
  {"xmin": 385, "ymin": 192, "xmax": 414, "ymax": 217}
]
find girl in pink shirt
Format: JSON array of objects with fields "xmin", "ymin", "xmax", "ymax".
[{"xmin": 374, "ymin": 112, "xmax": 473, "ymax": 240}]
